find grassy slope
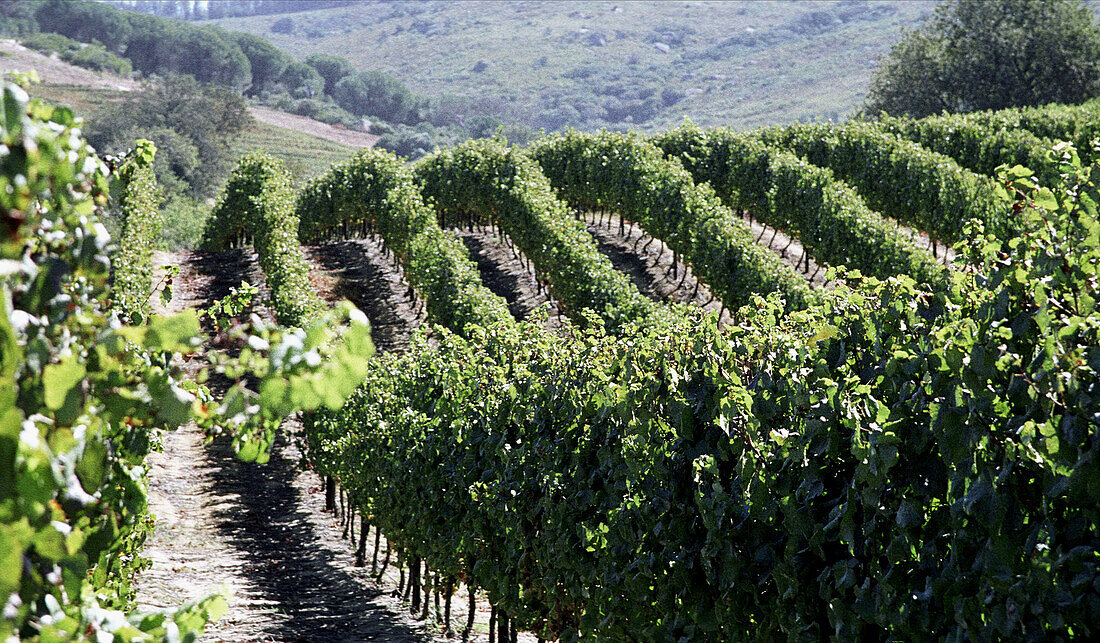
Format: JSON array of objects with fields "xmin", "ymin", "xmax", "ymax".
[
  {"xmin": 203, "ymin": 0, "xmax": 932, "ymax": 131},
  {"xmin": 230, "ymin": 118, "xmax": 355, "ymax": 185}
]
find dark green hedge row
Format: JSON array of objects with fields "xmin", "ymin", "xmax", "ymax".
[
  {"xmin": 760, "ymin": 122, "xmax": 1016, "ymax": 244},
  {"xmin": 415, "ymin": 138, "xmax": 668, "ymax": 329},
  {"xmin": 528, "ymin": 130, "xmax": 816, "ymax": 313},
  {"xmin": 654, "ymin": 124, "xmax": 945, "ymax": 285},
  {"xmin": 202, "ymin": 152, "xmax": 322, "ymax": 327},
  {"xmin": 110, "ymin": 139, "xmax": 163, "ymax": 324},
  {"xmin": 295, "ymin": 147, "xmax": 513, "ymax": 334}
]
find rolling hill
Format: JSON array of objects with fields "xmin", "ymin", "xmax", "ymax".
[{"xmin": 202, "ymin": 0, "xmax": 934, "ymax": 132}]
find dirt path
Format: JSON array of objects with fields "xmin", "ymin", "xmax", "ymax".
[
  {"xmin": 0, "ymin": 39, "xmax": 139, "ymax": 90},
  {"xmin": 250, "ymin": 106, "xmax": 379, "ymax": 149},
  {"xmin": 733, "ymin": 213, "xmax": 828, "ymax": 288},
  {"xmin": 136, "ymin": 249, "xmax": 434, "ymax": 641},
  {"xmin": 582, "ymin": 212, "xmax": 727, "ymax": 320},
  {"xmin": 303, "ymin": 238, "xmax": 426, "ymax": 353},
  {"xmin": 587, "ymin": 210, "xmax": 828, "ymax": 307},
  {"xmin": 454, "ymin": 228, "xmax": 563, "ymax": 331}
]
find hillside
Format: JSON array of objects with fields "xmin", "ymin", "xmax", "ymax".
[
  {"xmin": 0, "ymin": 39, "xmax": 361, "ymax": 181},
  {"xmin": 203, "ymin": 0, "xmax": 933, "ymax": 131}
]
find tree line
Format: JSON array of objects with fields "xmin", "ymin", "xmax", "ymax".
[{"xmin": 1, "ymin": 0, "xmax": 424, "ymax": 126}]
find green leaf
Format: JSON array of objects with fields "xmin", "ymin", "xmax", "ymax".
[
  {"xmin": 154, "ymin": 383, "xmax": 194, "ymax": 429},
  {"xmin": 1033, "ymin": 188, "xmax": 1058, "ymax": 211},
  {"xmin": 144, "ymin": 311, "xmax": 201, "ymax": 353},
  {"xmin": 43, "ymin": 357, "xmax": 86, "ymax": 411},
  {"xmin": 0, "ymin": 522, "xmax": 29, "ymax": 599},
  {"xmin": 76, "ymin": 438, "xmax": 107, "ymax": 491}
]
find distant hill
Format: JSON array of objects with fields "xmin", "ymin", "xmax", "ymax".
[
  {"xmin": 102, "ymin": 1, "xmax": 357, "ymax": 21},
  {"xmin": 199, "ymin": 0, "xmax": 934, "ymax": 132}
]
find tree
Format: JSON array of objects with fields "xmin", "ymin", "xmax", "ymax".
[
  {"xmin": 279, "ymin": 61, "xmax": 324, "ymax": 99},
  {"xmin": 34, "ymin": 0, "xmax": 133, "ymax": 53},
  {"xmin": 864, "ymin": 0, "xmax": 1100, "ymax": 117},
  {"xmin": 304, "ymin": 53, "xmax": 355, "ymax": 95},
  {"xmin": 233, "ymin": 32, "xmax": 293, "ymax": 96},
  {"xmin": 333, "ymin": 70, "xmax": 422, "ymax": 124},
  {"xmin": 87, "ymin": 75, "xmax": 252, "ymax": 198},
  {"xmin": 0, "ymin": 0, "xmax": 41, "ymax": 36}
]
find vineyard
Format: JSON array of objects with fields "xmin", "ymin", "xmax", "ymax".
[{"xmin": 3, "ymin": 72, "xmax": 1098, "ymax": 642}]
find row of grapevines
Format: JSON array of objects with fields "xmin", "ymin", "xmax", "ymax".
[
  {"xmin": 1, "ymin": 80, "xmax": 228, "ymax": 640},
  {"xmin": 956, "ymin": 98, "xmax": 1100, "ymax": 160},
  {"xmin": 315, "ymin": 152, "xmax": 1098, "ymax": 639},
  {"xmin": 2, "ymin": 80, "xmax": 377, "ymax": 640},
  {"xmin": 760, "ymin": 122, "xmax": 1017, "ymax": 244},
  {"xmin": 654, "ymin": 123, "xmax": 945, "ymax": 284},
  {"xmin": 108, "ymin": 139, "xmax": 164, "ymax": 324},
  {"xmin": 528, "ymin": 130, "xmax": 817, "ymax": 312},
  {"xmin": 415, "ymin": 138, "xmax": 670, "ymax": 329},
  {"xmin": 295, "ymin": 148, "xmax": 513, "ymax": 334},
  {"xmin": 201, "ymin": 153, "xmax": 324, "ymax": 327},
  {"xmin": 874, "ymin": 112, "xmax": 1062, "ymax": 184}
]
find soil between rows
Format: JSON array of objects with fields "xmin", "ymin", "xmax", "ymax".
[
  {"xmin": 137, "ymin": 249, "xmax": 433, "ymax": 642},
  {"xmin": 304, "ymin": 238, "xmax": 426, "ymax": 353},
  {"xmin": 139, "ymin": 247, "xmax": 540, "ymax": 642},
  {"xmin": 453, "ymin": 227, "xmax": 563, "ymax": 331}
]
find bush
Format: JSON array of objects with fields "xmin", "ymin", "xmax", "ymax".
[
  {"xmin": 333, "ymin": 70, "xmax": 422, "ymax": 124},
  {"xmin": 159, "ymin": 193, "xmax": 209, "ymax": 251},
  {"xmin": 20, "ymin": 32, "xmax": 82, "ymax": 57},
  {"xmin": 376, "ymin": 129, "xmax": 435, "ymax": 160},
  {"xmin": 67, "ymin": 42, "xmax": 132, "ymax": 76}
]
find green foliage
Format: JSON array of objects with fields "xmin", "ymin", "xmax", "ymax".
[
  {"xmin": 231, "ymin": 31, "xmax": 292, "ymax": 96},
  {"xmin": 0, "ymin": 0, "xmax": 38, "ymax": 36},
  {"xmin": 942, "ymin": 98, "xmax": 1100, "ymax": 166},
  {"xmin": 761, "ymin": 121, "xmax": 1015, "ymax": 244},
  {"xmin": 159, "ymin": 193, "xmax": 210, "ymax": 251},
  {"xmin": 0, "ymin": 78, "xmax": 220, "ymax": 641},
  {"xmin": 109, "ymin": 139, "xmax": 163, "ymax": 324},
  {"xmin": 874, "ymin": 111, "xmax": 1063, "ymax": 186},
  {"xmin": 655, "ymin": 122, "xmax": 946, "ymax": 284},
  {"xmin": 529, "ymin": 129, "xmax": 816, "ymax": 313},
  {"xmin": 303, "ymin": 52, "xmax": 355, "ymax": 96},
  {"xmin": 278, "ymin": 60, "xmax": 324, "ymax": 99},
  {"xmin": 333, "ymin": 70, "xmax": 422, "ymax": 124},
  {"xmin": 375, "ymin": 128, "xmax": 437, "ymax": 161},
  {"xmin": 295, "ymin": 147, "xmax": 513, "ymax": 334},
  {"xmin": 203, "ymin": 281, "xmax": 259, "ymax": 331},
  {"xmin": 416, "ymin": 138, "xmax": 669, "ymax": 329},
  {"xmin": 86, "ymin": 75, "xmax": 253, "ymax": 199},
  {"xmin": 31, "ymin": 0, "xmax": 133, "ymax": 54},
  {"xmin": 19, "ymin": 32, "xmax": 133, "ymax": 76},
  {"xmin": 1, "ymin": 78, "xmax": 374, "ymax": 639},
  {"xmin": 302, "ymin": 140, "xmax": 1100, "ymax": 640},
  {"xmin": 202, "ymin": 153, "xmax": 322, "ymax": 327},
  {"xmin": 865, "ymin": 0, "xmax": 1100, "ymax": 118}
]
